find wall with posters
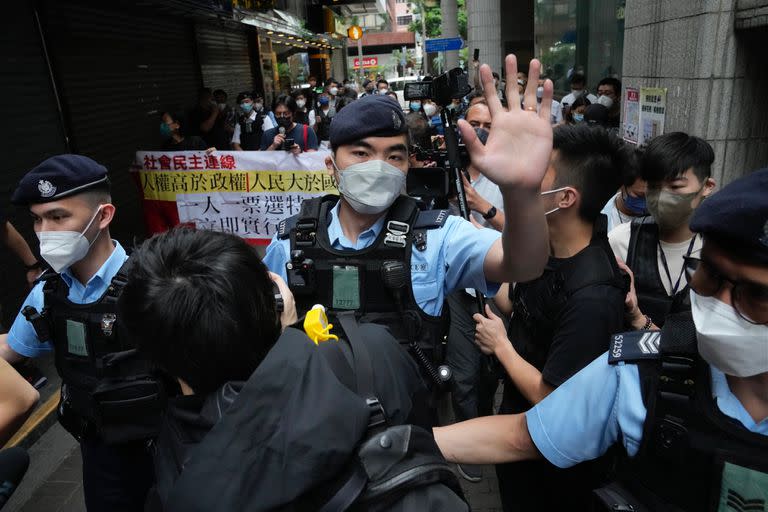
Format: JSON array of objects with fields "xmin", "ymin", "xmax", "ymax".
[{"xmin": 622, "ymin": 1, "xmax": 768, "ymax": 185}]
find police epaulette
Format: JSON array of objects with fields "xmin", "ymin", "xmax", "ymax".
[
  {"xmin": 607, "ymin": 330, "xmax": 661, "ymax": 365},
  {"xmin": 413, "ymin": 209, "xmax": 449, "ymax": 230},
  {"xmin": 277, "ymin": 214, "xmax": 300, "ymax": 240}
]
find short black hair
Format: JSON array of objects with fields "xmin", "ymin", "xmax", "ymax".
[
  {"xmin": 552, "ymin": 124, "xmax": 628, "ymax": 223},
  {"xmin": 118, "ymin": 228, "xmax": 280, "ymax": 395},
  {"xmin": 492, "ymin": 72, "xmax": 500, "ymax": 80},
  {"xmin": 236, "ymin": 91, "xmax": 254, "ymax": 104},
  {"xmin": 273, "ymin": 94, "xmax": 298, "ymax": 114},
  {"xmin": 641, "ymin": 132, "xmax": 715, "ymax": 183},
  {"xmin": 212, "ymin": 89, "xmax": 227, "ymax": 98},
  {"xmin": 597, "ymin": 77, "xmax": 622, "ymax": 96},
  {"xmin": 466, "ymin": 90, "xmax": 486, "ymax": 104},
  {"xmin": 377, "ymin": 79, "xmax": 389, "ymax": 87},
  {"xmin": 569, "ymin": 73, "xmax": 586, "ymax": 86},
  {"xmin": 161, "ymin": 110, "xmax": 189, "ymax": 136},
  {"xmin": 620, "ymin": 147, "xmax": 643, "ymax": 188}
]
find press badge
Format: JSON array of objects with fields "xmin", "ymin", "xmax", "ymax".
[
  {"xmin": 66, "ymin": 319, "xmax": 89, "ymax": 357},
  {"xmin": 332, "ymin": 265, "xmax": 360, "ymax": 310}
]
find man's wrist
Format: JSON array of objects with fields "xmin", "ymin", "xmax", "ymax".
[
  {"xmin": 24, "ymin": 261, "xmax": 42, "ymax": 271},
  {"xmin": 631, "ymin": 310, "xmax": 652, "ymax": 330}
]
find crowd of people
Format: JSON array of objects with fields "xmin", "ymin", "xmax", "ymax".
[{"xmin": 0, "ymin": 54, "xmax": 765, "ymax": 512}]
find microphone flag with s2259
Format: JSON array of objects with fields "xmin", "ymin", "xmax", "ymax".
[{"xmin": 0, "ymin": 447, "xmax": 30, "ymax": 509}]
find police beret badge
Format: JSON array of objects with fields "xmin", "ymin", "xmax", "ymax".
[{"xmin": 38, "ymin": 180, "xmax": 56, "ymax": 198}]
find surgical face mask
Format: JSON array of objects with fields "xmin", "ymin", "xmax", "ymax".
[
  {"xmin": 646, "ymin": 188, "xmax": 700, "ymax": 231},
  {"xmin": 572, "ymin": 113, "xmax": 584, "ymax": 123},
  {"xmin": 329, "ymin": 87, "xmax": 339, "ymax": 96},
  {"xmin": 241, "ymin": 102, "xmax": 254, "ymax": 114},
  {"xmin": 571, "ymin": 89, "xmax": 584, "ymax": 98},
  {"xmin": 218, "ymin": 102, "xmax": 227, "ymax": 111},
  {"xmin": 37, "ymin": 207, "xmax": 103, "ymax": 273},
  {"xmin": 254, "ymin": 101, "xmax": 264, "ymax": 111},
  {"xmin": 378, "ymin": 89, "xmax": 389, "ymax": 95},
  {"xmin": 597, "ymin": 94, "xmax": 614, "ymax": 109},
  {"xmin": 691, "ymin": 290, "xmax": 768, "ymax": 377},
  {"xmin": 333, "ymin": 158, "xmax": 406, "ymax": 215},
  {"xmin": 540, "ymin": 186, "xmax": 570, "ymax": 216},
  {"xmin": 536, "ymin": 86, "xmax": 544, "ymax": 100},
  {"xmin": 409, "ymin": 102, "xmax": 422, "ymax": 112},
  {"xmin": 622, "ymin": 189, "xmax": 648, "ymax": 215},
  {"xmin": 474, "ymin": 128, "xmax": 489, "ymax": 145},
  {"xmin": 423, "ymin": 103, "xmax": 437, "ymax": 117},
  {"xmin": 296, "ymin": 99, "xmax": 306, "ymax": 109},
  {"xmin": 160, "ymin": 122, "xmax": 172, "ymax": 138}
]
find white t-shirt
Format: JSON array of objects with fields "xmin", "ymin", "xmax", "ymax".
[
  {"xmin": 608, "ymin": 221, "xmax": 702, "ymax": 295},
  {"xmin": 469, "ymin": 174, "xmax": 504, "ymax": 229},
  {"xmin": 601, "ymin": 193, "xmax": 648, "ymax": 233},
  {"xmin": 231, "ymin": 111, "xmax": 274, "ymax": 145},
  {"xmin": 561, "ymin": 92, "xmax": 598, "ymax": 108}
]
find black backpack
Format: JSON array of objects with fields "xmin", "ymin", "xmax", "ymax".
[{"xmin": 290, "ymin": 312, "xmax": 469, "ymax": 512}]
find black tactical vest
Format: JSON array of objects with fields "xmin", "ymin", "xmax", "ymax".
[
  {"xmin": 626, "ymin": 217, "xmax": 691, "ymax": 327},
  {"xmin": 278, "ymin": 195, "xmax": 449, "ymax": 387},
  {"xmin": 34, "ymin": 262, "xmax": 164, "ymax": 444},
  {"xmin": 237, "ymin": 112, "xmax": 265, "ymax": 150},
  {"xmin": 599, "ymin": 312, "xmax": 768, "ymax": 511}
]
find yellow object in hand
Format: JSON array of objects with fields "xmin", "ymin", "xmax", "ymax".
[{"xmin": 303, "ymin": 305, "xmax": 339, "ymax": 344}]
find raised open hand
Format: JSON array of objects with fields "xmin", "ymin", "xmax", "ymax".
[{"xmin": 458, "ymin": 55, "xmax": 554, "ymax": 192}]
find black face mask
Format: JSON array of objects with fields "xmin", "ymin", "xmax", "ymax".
[{"xmin": 277, "ymin": 117, "xmax": 292, "ymax": 130}]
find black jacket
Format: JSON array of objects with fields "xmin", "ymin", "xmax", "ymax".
[{"xmin": 148, "ymin": 325, "xmax": 425, "ymax": 512}]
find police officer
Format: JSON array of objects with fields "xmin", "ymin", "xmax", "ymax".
[
  {"xmin": 0, "ymin": 155, "xmax": 161, "ymax": 511},
  {"xmin": 434, "ymin": 167, "xmax": 768, "ymax": 512},
  {"xmin": 264, "ymin": 55, "xmax": 556, "ymax": 423},
  {"xmin": 231, "ymin": 91, "xmax": 271, "ymax": 151}
]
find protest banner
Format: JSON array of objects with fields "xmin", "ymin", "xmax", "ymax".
[{"xmin": 134, "ymin": 150, "xmax": 336, "ymax": 245}]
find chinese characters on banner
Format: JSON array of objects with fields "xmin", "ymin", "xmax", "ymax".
[
  {"xmin": 134, "ymin": 151, "xmax": 336, "ymax": 244},
  {"xmin": 638, "ymin": 87, "xmax": 667, "ymax": 146},
  {"xmin": 622, "ymin": 87, "xmax": 640, "ymax": 144}
]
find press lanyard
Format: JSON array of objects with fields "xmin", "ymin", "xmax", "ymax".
[{"xmin": 658, "ymin": 235, "xmax": 697, "ymax": 295}]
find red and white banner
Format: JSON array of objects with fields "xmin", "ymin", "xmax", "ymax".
[
  {"xmin": 353, "ymin": 56, "xmax": 378, "ymax": 68},
  {"xmin": 133, "ymin": 151, "xmax": 336, "ymax": 245}
]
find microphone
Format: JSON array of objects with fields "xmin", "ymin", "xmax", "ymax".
[
  {"xmin": 278, "ymin": 126, "xmax": 286, "ymax": 136},
  {"xmin": 0, "ymin": 447, "xmax": 30, "ymax": 509}
]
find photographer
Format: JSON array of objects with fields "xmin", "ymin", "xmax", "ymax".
[
  {"xmin": 260, "ymin": 94, "xmax": 318, "ymax": 154},
  {"xmin": 264, "ymin": 55, "xmax": 555, "ymax": 425}
]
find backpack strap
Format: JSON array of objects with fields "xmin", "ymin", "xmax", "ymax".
[{"xmin": 303, "ymin": 124, "xmax": 309, "ymax": 151}]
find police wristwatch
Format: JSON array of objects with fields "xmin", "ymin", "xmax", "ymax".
[{"xmin": 482, "ymin": 206, "xmax": 497, "ymax": 220}]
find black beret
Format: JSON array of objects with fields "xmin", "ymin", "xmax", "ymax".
[
  {"xmin": 11, "ymin": 154, "xmax": 109, "ymax": 206},
  {"xmin": 690, "ymin": 168, "xmax": 768, "ymax": 264},
  {"xmin": 329, "ymin": 95, "xmax": 407, "ymax": 148}
]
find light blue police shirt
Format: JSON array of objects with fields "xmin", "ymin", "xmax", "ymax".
[
  {"xmin": 526, "ymin": 351, "xmax": 768, "ymax": 469},
  {"xmin": 263, "ymin": 201, "xmax": 501, "ymax": 317},
  {"xmin": 7, "ymin": 242, "xmax": 129, "ymax": 358}
]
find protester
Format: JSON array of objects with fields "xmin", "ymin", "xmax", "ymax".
[
  {"xmin": 260, "ymin": 95, "xmax": 318, "ymax": 153},
  {"xmin": 434, "ymin": 167, "xmax": 768, "ymax": 512},
  {"xmin": 122, "ymin": 228, "xmax": 468, "ymax": 512},
  {"xmin": 159, "ymin": 111, "xmax": 207, "ymax": 151},
  {"xmin": 290, "ymin": 89, "xmax": 315, "ymax": 127},
  {"xmin": 609, "ymin": 132, "xmax": 716, "ymax": 328}
]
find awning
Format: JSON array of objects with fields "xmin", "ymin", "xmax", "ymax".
[{"xmin": 240, "ymin": 9, "xmax": 342, "ymax": 50}]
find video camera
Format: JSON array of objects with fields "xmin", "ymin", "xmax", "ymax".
[{"xmin": 403, "ymin": 68, "xmax": 472, "ymax": 107}]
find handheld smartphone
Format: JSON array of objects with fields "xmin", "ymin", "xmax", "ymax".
[{"xmin": 283, "ymin": 138, "xmax": 295, "ymax": 151}]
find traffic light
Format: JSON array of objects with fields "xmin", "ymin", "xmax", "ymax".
[{"xmin": 347, "ymin": 25, "xmax": 363, "ymax": 40}]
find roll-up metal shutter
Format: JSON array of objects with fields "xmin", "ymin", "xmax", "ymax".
[
  {"xmin": 40, "ymin": 0, "xmax": 201, "ymax": 240},
  {"xmin": 196, "ymin": 23, "xmax": 257, "ymax": 99},
  {"xmin": 0, "ymin": 1, "xmax": 68, "ymax": 325}
]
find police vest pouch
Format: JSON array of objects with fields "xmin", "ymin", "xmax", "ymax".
[
  {"xmin": 91, "ymin": 378, "xmax": 163, "ymax": 445},
  {"xmin": 592, "ymin": 481, "xmax": 652, "ymax": 512}
]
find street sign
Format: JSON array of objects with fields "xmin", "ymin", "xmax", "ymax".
[
  {"xmin": 424, "ymin": 37, "xmax": 464, "ymax": 53},
  {"xmin": 353, "ymin": 56, "xmax": 378, "ymax": 68},
  {"xmin": 347, "ymin": 25, "xmax": 363, "ymax": 40}
]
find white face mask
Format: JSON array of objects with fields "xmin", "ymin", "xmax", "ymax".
[
  {"xmin": 540, "ymin": 186, "xmax": 570, "ymax": 216},
  {"xmin": 37, "ymin": 207, "xmax": 103, "ymax": 273},
  {"xmin": 423, "ymin": 103, "xmax": 437, "ymax": 117},
  {"xmin": 597, "ymin": 94, "xmax": 614, "ymax": 109},
  {"xmin": 296, "ymin": 99, "xmax": 306, "ymax": 109},
  {"xmin": 691, "ymin": 290, "xmax": 768, "ymax": 377},
  {"xmin": 329, "ymin": 87, "xmax": 339, "ymax": 96},
  {"xmin": 571, "ymin": 89, "xmax": 584, "ymax": 99},
  {"xmin": 333, "ymin": 158, "xmax": 406, "ymax": 215}
]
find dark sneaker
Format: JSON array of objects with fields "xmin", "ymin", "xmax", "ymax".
[{"xmin": 456, "ymin": 463, "xmax": 482, "ymax": 483}]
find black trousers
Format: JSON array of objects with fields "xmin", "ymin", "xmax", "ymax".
[
  {"xmin": 80, "ymin": 438, "xmax": 155, "ymax": 512},
  {"xmin": 445, "ymin": 291, "xmax": 501, "ymax": 422}
]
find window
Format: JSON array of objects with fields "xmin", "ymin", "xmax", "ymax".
[{"xmin": 396, "ymin": 15, "xmax": 412, "ymax": 25}]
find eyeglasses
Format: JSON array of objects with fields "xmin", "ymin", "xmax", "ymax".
[{"xmin": 683, "ymin": 256, "xmax": 768, "ymax": 325}]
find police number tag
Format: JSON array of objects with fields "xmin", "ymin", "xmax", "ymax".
[
  {"xmin": 66, "ymin": 319, "xmax": 89, "ymax": 357},
  {"xmin": 332, "ymin": 265, "xmax": 361, "ymax": 310}
]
